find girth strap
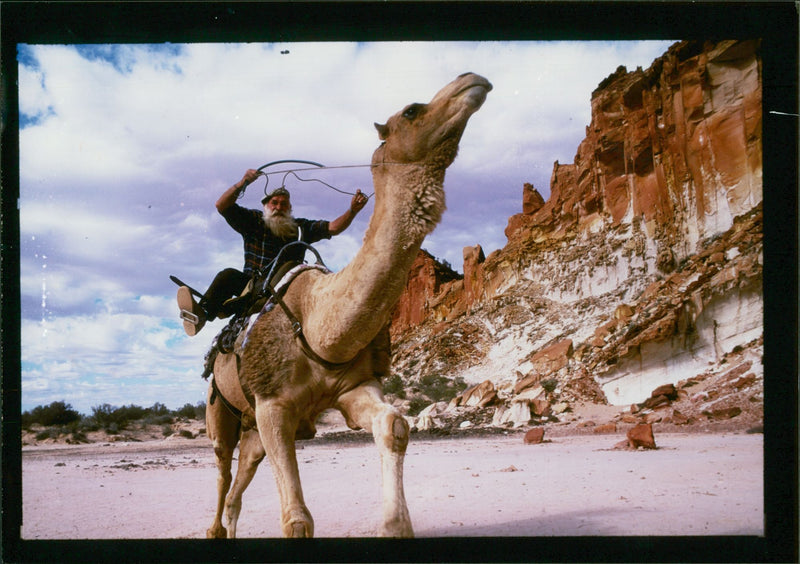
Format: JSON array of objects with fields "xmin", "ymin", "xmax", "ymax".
[{"xmin": 210, "ymin": 375, "xmax": 244, "ymax": 421}]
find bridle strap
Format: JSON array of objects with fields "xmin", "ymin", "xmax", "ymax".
[{"xmin": 264, "ymin": 279, "xmax": 353, "ymax": 372}]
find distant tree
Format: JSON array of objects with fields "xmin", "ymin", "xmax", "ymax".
[
  {"xmin": 148, "ymin": 402, "xmax": 169, "ymax": 416},
  {"xmin": 175, "ymin": 403, "xmax": 197, "ymax": 419},
  {"xmin": 90, "ymin": 403, "xmax": 146, "ymax": 429},
  {"xmin": 22, "ymin": 401, "xmax": 82, "ymax": 428},
  {"xmin": 91, "ymin": 403, "xmax": 116, "ymax": 427}
]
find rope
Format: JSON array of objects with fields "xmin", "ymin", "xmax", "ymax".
[
  {"xmin": 251, "ymin": 160, "xmax": 420, "ymax": 201},
  {"xmin": 258, "ymin": 162, "xmax": 376, "ymax": 200}
]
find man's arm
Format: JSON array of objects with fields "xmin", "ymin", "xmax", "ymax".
[
  {"xmin": 216, "ymin": 169, "xmax": 261, "ymax": 213},
  {"xmin": 328, "ymin": 190, "xmax": 369, "ymax": 236}
]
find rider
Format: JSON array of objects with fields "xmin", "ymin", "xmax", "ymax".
[{"xmin": 177, "ymin": 168, "xmax": 368, "ymax": 336}]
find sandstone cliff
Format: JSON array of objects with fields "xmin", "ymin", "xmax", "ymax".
[{"xmin": 389, "ymin": 39, "xmax": 763, "ymax": 429}]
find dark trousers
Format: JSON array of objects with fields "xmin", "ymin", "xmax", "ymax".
[{"xmin": 201, "ymin": 268, "xmax": 250, "ymax": 318}]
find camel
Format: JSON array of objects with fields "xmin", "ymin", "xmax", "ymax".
[{"xmin": 204, "ymin": 72, "xmax": 492, "ymax": 538}]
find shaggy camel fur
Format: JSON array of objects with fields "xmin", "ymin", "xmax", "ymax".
[{"xmin": 205, "ymin": 72, "xmax": 492, "ymax": 538}]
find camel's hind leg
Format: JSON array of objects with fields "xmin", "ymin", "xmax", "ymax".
[
  {"xmin": 224, "ymin": 427, "xmax": 265, "ymax": 538},
  {"xmin": 205, "ymin": 385, "xmax": 241, "ymax": 539},
  {"xmin": 335, "ymin": 380, "xmax": 413, "ymax": 537},
  {"xmin": 253, "ymin": 397, "xmax": 314, "ymax": 538}
]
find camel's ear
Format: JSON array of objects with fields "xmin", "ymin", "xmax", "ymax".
[{"xmin": 374, "ymin": 122, "xmax": 389, "ymax": 140}]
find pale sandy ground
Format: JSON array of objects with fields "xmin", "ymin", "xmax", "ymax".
[{"xmin": 21, "ymin": 430, "xmax": 763, "ymax": 540}]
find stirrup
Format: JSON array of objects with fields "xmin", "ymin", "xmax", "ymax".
[{"xmin": 180, "ymin": 309, "xmax": 201, "ymax": 325}]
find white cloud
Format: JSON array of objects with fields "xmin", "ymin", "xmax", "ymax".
[
  {"xmin": 21, "ymin": 312, "xmax": 212, "ymax": 413},
  {"xmin": 17, "ymin": 39, "xmax": 676, "ymax": 412}
]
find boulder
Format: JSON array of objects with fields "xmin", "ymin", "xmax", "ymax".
[
  {"xmin": 524, "ymin": 428, "xmax": 545, "ymax": 444},
  {"xmin": 531, "ymin": 397, "xmax": 552, "ymax": 417},
  {"xmin": 493, "ymin": 402, "xmax": 531, "ymax": 428},
  {"xmin": 702, "ymin": 406, "xmax": 742, "ymax": 420},
  {"xmin": 627, "ymin": 423, "xmax": 657, "ymax": 449},
  {"xmin": 650, "ymin": 383, "xmax": 678, "ymax": 400},
  {"xmin": 643, "ymin": 394, "xmax": 671, "ymax": 409},
  {"xmin": 418, "ymin": 401, "xmax": 449, "ymax": 418},
  {"xmin": 529, "ymin": 339, "xmax": 574, "ymax": 376},
  {"xmin": 454, "ymin": 380, "xmax": 498, "ymax": 408},
  {"xmin": 514, "ymin": 372, "xmax": 543, "ymax": 395},
  {"xmin": 593, "ymin": 422, "xmax": 618, "ymax": 434}
]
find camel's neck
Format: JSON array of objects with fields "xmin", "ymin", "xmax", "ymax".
[{"xmin": 303, "ymin": 164, "xmax": 446, "ymax": 362}]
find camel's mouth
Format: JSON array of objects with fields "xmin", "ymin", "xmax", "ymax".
[{"xmin": 454, "ymin": 74, "xmax": 493, "ymax": 109}]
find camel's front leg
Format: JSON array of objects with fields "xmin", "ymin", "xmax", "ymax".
[
  {"xmin": 336, "ymin": 381, "xmax": 413, "ymax": 537},
  {"xmin": 254, "ymin": 397, "xmax": 314, "ymax": 538},
  {"xmin": 224, "ymin": 427, "xmax": 265, "ymax": 538}
]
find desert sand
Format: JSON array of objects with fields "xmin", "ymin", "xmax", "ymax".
[{"xmin": 21, "ymin": 427, "xmax": 763, "ymax": 540}]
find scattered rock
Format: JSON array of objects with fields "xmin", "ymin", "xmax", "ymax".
[
  {"xmin": 732, "ymin": 373, "xmax": 757, "ymax": 390},
  {"xmin": 627, "ymin": 423, "xmax": 657, "ymax": 449},
  {"xmin": 702, "ymin": 407, "xmax": 742, "ymax": 420},
  {"xmin": 523, "ymin": 428, "xmax": 545, "ymax": 444},
  {"xmin": 650, "ymin": 384, "xmax": 678, "ymax": 401},
  {"xmin": 669, "ymin": 409, "xmax": 692, "ymax": 425},
  {"xmin": 452, "ymin": 380, "xmax": 498, "ymax": 408},
  {"xmin": 529, "ymin": 339, "xmax": 574, "ymax": 377},
  {"xmin": 530, "ymin": 397, "xmax": 551, "ymax": 417},
  {"xmin": 498, "ymin": 402, "xmax": 532, "ymax": 428},
  {"xmin": 499, "ymin": 465, "xmax": 521, "ymax": 472},
  {"xmin": 593, "ymin": 422, "xmax": 617, "ymax": 434},
  {"xmin": 552, "ymin": 403, "xmax": 570, "ymax": 414},
  {"xmin": 418, "ymin": 401, "xmax": 449, "ymax": 418}
]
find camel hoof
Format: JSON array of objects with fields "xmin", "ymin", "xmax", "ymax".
[
  {"xmin": 290, "ymin": 522, "xmax": 309, "ymax": 538},
  {"xmin": 380, "ymin": 526, "xmax": 414, "ymax": 538},
  {"xmin": 206, "ymin": 525, "xmax": 227, "ymax": 539},
  {"xmin": 380, "ymin": 517, "xmax": 414, "ymax": 538}
]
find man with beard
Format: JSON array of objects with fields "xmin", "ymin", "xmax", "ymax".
[{"xmin": 177, "ymin": 168, "xmax": 368, "ymax": 336}]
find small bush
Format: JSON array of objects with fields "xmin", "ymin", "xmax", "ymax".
[
  {"xmin": 161, "ymin": 425, "xmax": 173, "ymax": 437},
  {"xmin": 69, "ymin": 430, "xmax": 89, "ymax": 444},
  {"xmin": 541, "ymin": 378, "xmax": 559, "ymax": 394},
  {"xmin": 35, "ymin": 428, "xmax": 58, "ymax": 441},
  {"xmin": 407, "ymin": 397, "xmax": 429, "ymax": 417},
  {"xmin": 143, "ymin": 414, "xmax": 173, "ymax": 426},
  {"xmin": 383, "ymin": 374, "xmax": 407, "ymax": 399},
  {"xmin": 178, "ymin": 429, "xmax": 194, "ymax": 439},
  {"xmin": 417, "ymin": 374, "xmax": 466, "ymax": 403}
]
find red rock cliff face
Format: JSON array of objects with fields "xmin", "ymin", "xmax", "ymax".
[
  {"xmin": 392, "ymin": 39, "xmax": 762, "ymax": 331},
  {"xmin": 389, "ymin": 249, "xmax": 462, "ymax": 338},
  {"xmin": 506, "ymin": 39, "xmax": 762, "ymax": 253},
  {"xmin": 390, "ymin": 40, "xmax": 763, "ymax": 416}
]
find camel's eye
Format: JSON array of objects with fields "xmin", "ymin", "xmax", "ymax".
[{"xmin": 402, "ymin": 104, "xmax": 424, "ymax": 120}]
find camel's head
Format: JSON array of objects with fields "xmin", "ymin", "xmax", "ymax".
[{"xmin": 373, "ymin": 73, "xmax": 492, "ymax": 168}]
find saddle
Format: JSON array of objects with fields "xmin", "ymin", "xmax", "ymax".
[
  {"xmin": 202, "ymin": 260, "xmax": 331, "ymax": 424},
  {"xmin": 202, "ymin": 260, "xmax": 329, "ymax": 373}
]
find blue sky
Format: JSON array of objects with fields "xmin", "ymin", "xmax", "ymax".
[{"xmin": 18, "ymin": 40, "xmax": 675, "ymax": 414}]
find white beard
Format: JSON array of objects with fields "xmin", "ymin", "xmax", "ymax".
[{"xmin": 263, "ymin": 209, "xmax": 298, "ymax": 239}]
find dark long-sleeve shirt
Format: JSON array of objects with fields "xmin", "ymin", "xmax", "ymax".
[{"xmin": 220, "ymin": 204, "xmax": 331, "ymax": 277}]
